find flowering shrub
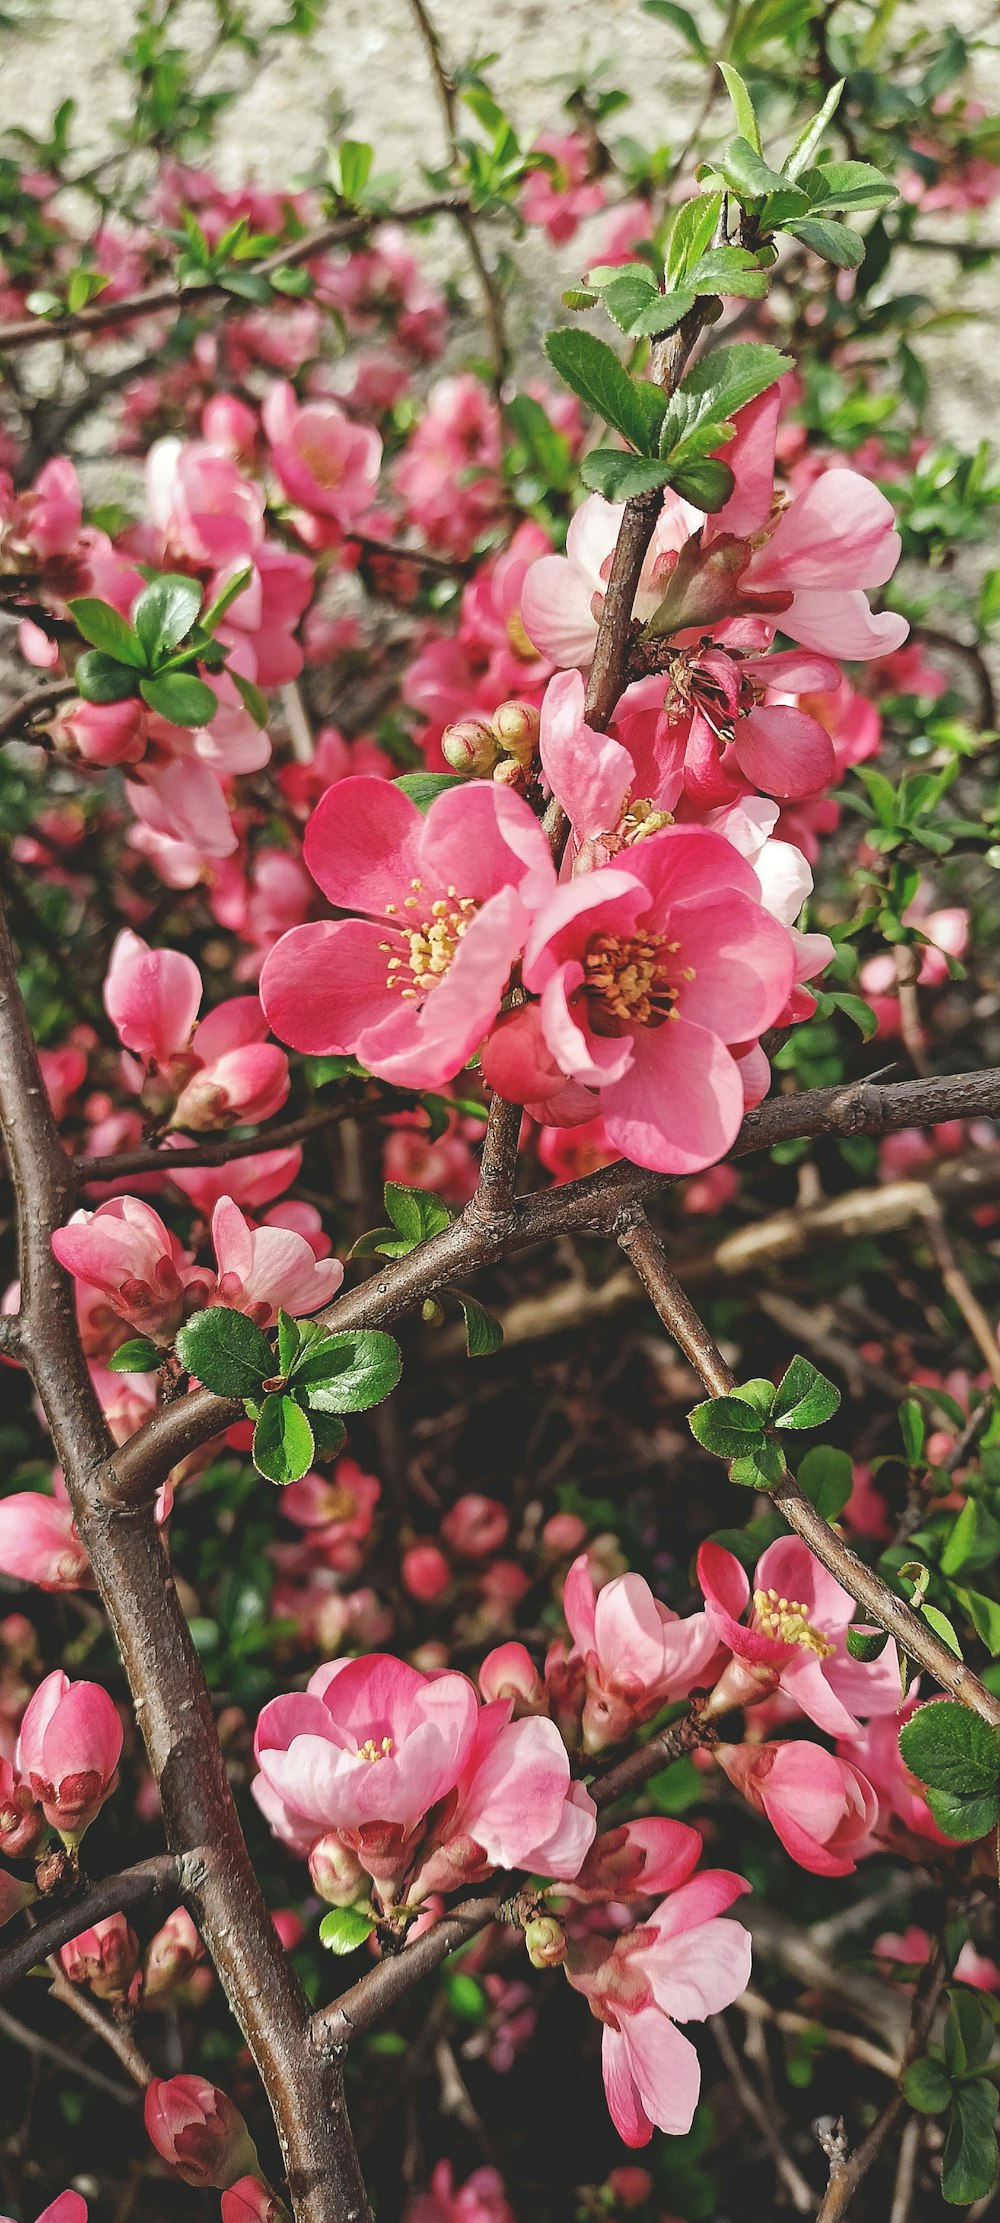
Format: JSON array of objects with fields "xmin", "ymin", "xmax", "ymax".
[{"xmin": 0, "ymin": 6, "xmax": 1000, "ymax": 2222}]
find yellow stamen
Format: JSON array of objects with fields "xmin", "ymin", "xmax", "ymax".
[
  {"xmin": 358, "ymin": 1736, "xmax": 394, "ymax": 1762},
  {"xmin": 752, "ymin": 1586, "xmax": 835, "ymax": 1659}
]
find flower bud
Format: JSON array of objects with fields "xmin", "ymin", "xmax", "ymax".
[
  {"xmin": 0, "ymin": 1759, "xmax": 45, "ymax": 1859},
  {"xmin": 143, "ymin": 1907, "xmax": 206, "ymax": 2001},
  {"xmin": 222, "ymin": 2180, "xmax": 290, "ymax": 2223},
  {"xmin": 272, "ymin": 1907, "xmax": 305, "ymax": 1951},
  {"xmin": 60, "ymin": 1914, "xmax": 140, "ymax": 2001},
  {"xmin": 702, "ymin": 1653, "xmax": 780, "ymax": 1719},
  {"xmin": 541, "ymin": 1512, "xmax": 587, "ymax": 1556},
  {"xmin": 144, "ymin": 2074, "xmax": 259, "ymax": 2189},
  {"xmin": 479, "ymin": 1642, "xmax": 548, "ymax": 1717},
  {"xmin": 524, "ymin": 1913, "xmax": 566, "ymax": 1970},
  {"xmin": 441, "ymin": 1494, "xmax": 509, "ymax": 1561},
  {"xmin": 16, "ymin": 1672, "xmax": 123, "ymax": 1844},
  {"xmin": 607, "ymin": 2167, "xmax": 653, "ymax": 2207},
  {"xmin": 401, "ymin": 1543, "xmax": 451, "ymax": 1602},
  {"xmin": 491, "ymin": 699, "xmax": 540, "ymax": 765},
  {"xmin": 308, "ymin": 1832, "xmax": 367, "ymax": 1908},
  {"xmin": 441, "ymin": 718, "xmax": 500, "ymax": 776}
]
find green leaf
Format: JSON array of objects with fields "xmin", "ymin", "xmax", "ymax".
[
  {"xmin": 74, "ymin": 651, "xmax": 142, "ymax": 705},
  {"xmin": 659, "ymin": 343, "xmax": 791, "ymax": 470},
  {"xmin": 786, "ymin": 217, "xmax": 866, "ymax": 270},
  {"xmin": 175, "ymin": 1306, "xmax": 274, "ymax": 1399},
  {"xmin": 200, "ymin": 566, "xmax": 253, "ymax": 635},
  {"xmin": 944, "ymin": 1987, "xmax": 996, "ymax": 2079},
  {"xmin": 796, "ymin": 1444, "xmax": 854, "ymax": 1520},
  {"xmin": 581, "ymin": 451, "xmax": 674, "ymax": 501},
  {"xmin": 802, "ymin": 159, "xmax": 898, "ymax": 211},
  {"xmin": 772, "ymin": 1355, "xmax": 841, "ymax": 1430},
  {"xmin": 687, "ymin": 245, "xmax": 771, "ymax": 298},
  {"xmin": 718, "ymin": 64, "xmax": 762, "ymax": 154},
  {"xmin": 132, "ymin": 575, "xmax": 203, "ymax": 664},
  {"xmin": 665, "ymin": 192, "xmax": 724, "ymax": 287},
  {"xmin": 139, "ymin": 671, "xmax": 218, "ymax": 726},
  {"xmin": 663, "ymin": 454, "xmax": 735, "ymax": 510},
  {"xmin": 825, "ymin": 990, "xmax": 879, "ymax": 1040},
  {"xmin": 925, "ymin": 1784, "xmax": 1000, "ymax": 1843},
  {"xmin": 688, "ymin": 1394, "xmax": 768, "ymax": 1459},
  {"xmin": 941, "ymin": 1496, "xmax": 1000, "ymax": 1579},
  {"xmin": 544, "ymin": 327, "xmax": 655, "ymax": 453},
  {"xmin": 309, "ymin": 1410, "xmax": 348, "ymax": 1460},
  {"xmin": 847, "ymin": 1625, "xmax": 890, "ymax": 1661},
  {"xmin": 783, "ymin": 79, "xmax": 845, "ymax": 180},
  {"xmin": 729, "ymin": 1440, "xmax": 788, "ymax": 1488},
  {"xmin": 335, "ymin": 139, "xmax": 373, "ymax": 202},
  {"xmin": 922, "ymin": 1604, "xmax": 963, "ymax": 1658},
  {"xmin": 276, "ymin": 1310, "xmax": 301, "ymax": 1377},
  {"xmin": 458, "ymin": 1293, "xmax": 504, "ymax": 1357},
  {"xmin": 961, "ymin": 1590, "xmax": 1000, "ymax": 1657},
  {"xmin": 106, "ymin": 1337, "xmax": 160, "ymax": 1373},
  {"xmin": 252, "ymin": 1392, "xmax": 315, "ymax": 1485},
  {"xmin": 642, "ymin": 0, "xmax": 711, "ymax": 60},
  {"xmin": 898, "ymin": 1700, "xmax": 1000, "ymax": 1797},
  {"xmin": 318, "ymin": 1904, "xmax": 376, "ymax": 1954},
  {"xmin": 68, "ymin": 598, "xmax": 146, "ymax": 667},
  {"xmin": 720, "ymin": 137, "xmax": 804, "ymax": 204},
  {"xmin": 231, "ymin": 670, "xmax": 270, "ymax": 728},
  {"xmin": 445, "ymin": 1972, "xmax": 489, "ymax": 2022},
  {"xmin": 298, "ymin": 1329, "xmax": 402, "ymax": 1413},
  {"xmin": 383, "ymin": 1183, "xmax": 452, "ymax": 1247},
  {"xmin": 392, "ymin": 772, "xmax": 467, "ymax": 813},
  {"xmin": 942, "ymin": 2078, "xmax": 999, "ymax": 2205},
  {"xmin": 899, "ymin": 1397, "xmax": 926, "ymax": 1465},
  {"xmin": 902, "ymin": 2051, "xmax": 954, "ymax": 2114}
]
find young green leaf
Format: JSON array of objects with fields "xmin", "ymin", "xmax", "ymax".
[
  {"xmin": 544, "ymin": 327, "xmax": 655, "ymax": 453},
  {"xmin": 688, "ymin": 1394, "xmax": 768, "ymax": 1459},
  {"xmin": 276, "ymin": 1309, "xmax": 302, "ymax": 1378},
  {"xmin": 230, "ymin": 670, "xmax": 270, "ymax": 728},
  {"xmin": 942, "ymin": 1496, "xmax": 1000, "ymax": 1579},
  {"xmin": 642, "ymin": 0, "xmax": 712, "ymax": 61},
  {"xmin": 252, "ymin": 1392, "xmax": 315, "ymax": 1484},
  {"xmin": 786, "ymin": 217, "xmax": 866, "ymax": 270},
  {"xmin": 771, "ymin": 1355, "xmax": 841, "ymax": 1430},
  {"xmin": 318, "ymin": 1904, "xmax": 377, "ymax": 1954},
  {"xmin": 106, "ymin": 1336, "xmax": 161, "ymax": 1374},
  {"xmin": 458, "ymin": 1293, "xmax": 504, "ymax": 1358},
  {"xmin": 728, "ymin": 1440, "xmax": 788, "ymax": 1488},
  {"xmin": 796, "ymin": 1444, "xmax": 854, "ymax": 1519},
  {"xmin": 581, "ymin": 452, "xmax": 674, "ymax": 501},
  {"xmin": 941, "ymin": 2078, "xmax": 999, "ymax": 2206},
  {"xmin": 298, "ymin": 1329, "xmax": 402, "ymax": 1413},
  {"xmin": 140, "ymin": 671, "xmax": 219, "ymax": 726},
  {"xmin": 68, "ymin": 598, "xmax": 147, "ymax": 667},
  {"xmin": 132, "ymin": 575, "xmax": 203, "ymax": 664},
  {"xmin": 686, "ymin": 245, "xmax": 772, "ymax": 298},
  {"xmin": 392, "ymin": 772, "xmax": 467, "ymax": 813},
  {"xmin": 335, "ymin": 139, "xmax": 374, "ymax": 203},
  {"xmin": 902, "ymin": 2051, "xmax": 953, "ymax": 2114},
  {"xmin": 384, "ymin": 1183, "xmax": 453, "ymax": 1247},
  {"xmin": 847, "ymin": 1625, "xmax": 890, "ymax": 1661},
  {"xmin": 924, "ymin": 1783, "xmax": 1000, "ymax": 1843},
  {"xmin": 800, "ymin": 159, "xmax": 898, "ymax": 211},
  {"xmin": 74, "ymin": 651, "xmax": 143, "ymax": 705},
  {"xmin": 961, "ymin": 1590, "xmax": 1000, "ymax": 1657},
  {"xmin": 663, "ymin": 455, "xmax": 735, "ymax": 510},
  {"xmin": 665, "ymin": 192, "xmax": 723, "ymax": 288},
  {"xmin": 922, "ymin": 1604, "xmax": 962, "ymax": 1658},
  {"xmin": 898, "ymin": 1700, "xmax": 1000, "ymax": 1798},
  {"xmin": 718, "ymin": 64, "xmax": 762, "ymax": 154},
  {"xmin": 782, "ymin": 79, "xmax": 845, "ymax": 180},
  {"xmin": 899, "ymin": 1397, "xmax": 926, "ymax": 1464},
  {"xmin": 175, "ymin": 1306, "xmax": 274, "ymax": 1400},
  {"xmin": 720, "ymin": 138, "xmax": 803, "ymax": 204}
]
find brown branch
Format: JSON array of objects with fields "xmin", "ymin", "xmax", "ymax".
[
  {"xmin": 108, "ymin": 1064, "xmax": 1000, "ymax": 1512},
  {"xmin": 711, "ymin": 2010, "xmax": 816, "ymax": 2213},
  {"xmin": 0, "ymin": 1854, "xmax": 181, "ymax": 1995},
  {"xmin": 0, "ymin": 681, "xmax": 76, "ymax": 744},
  {"xmin": 0, "ymin": 196, "xmax": 471, "ymax": 352},
  {"xmin": 73, "ymin": 1103, "xmax": 353, "ymax": 1186},
  {"xmin": 0, "ymin": 892, "xmax": 371, "ymax": 2223},
  {"xmin": 616, "ymin": 1210, "xmax": 1000, "ymax": 1727},
  {"xmin": 815, "ymin": 1941, "xmax": 946, "ymax": 2222},
  {"xmin": 47, "ymin": 1962, "xmax": 153, "ymax": 2088}
]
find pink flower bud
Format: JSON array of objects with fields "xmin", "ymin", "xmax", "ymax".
[
  {"xmin": 524, "ymin": 1913, "xmax": 566, "ymax": 1969},
  {"xmin": 479, "ymin": 1643, "xmax": 548, "ymax": 1717},
  {"xmin": 0, "ymin": 1864, "xmax": 35, "ymax": 1928},
  {"xmin": 0, "ymin": 1759, "xmax": 45, "ymax": 1859},
  {"xmin": 53, "ymin": 698, "xmax": 147, "ymax": 767},
  {"xmin": 144, "ymin": 2074, "xmax": 259, "ymax": 2189},
  {"xmin": 607, "ymin": 2167, "xmax": 653, "ymax": 2207},
  {"xmin": 16, "ymin": 1671, "xmax": 123, "ymax": 1842},
  {"xmin": 441, "ymin": 1495, "xmax": 509, "ymax": 1561},
  {"xmin": 401, "ymin": 1544, "xmax": 451, "ymax": 1602},
  {"xmin": 441, "ymin": 717, "xmax": 500, "ymax": 775},
  {"xmin": 541, "ymin": 1512, "xmax": 587, "ymax": 1555},
  {"xmin": 221, "ymin": 2179, "xmax": 289, "ymax": 2223},
  {"xmin": 60, "ymin": 1913, "xmax": 140, "ymax": 2000},
  {"xmin": 272, "ymin": 1908, "xmax": 305, "ymax": 1951},
  {"xmin": 716, "ymin": 1740, "xmax": 877, "ymax": 1876},
  {"xmin": 308, "ymin": 1833, "xmax": 367, "ymax": 1907},
  {"xmin": 143, "ymin": 1907, "xmax": 205, "ymax": 2001},
  {"xmin": 491, "ymin": 698, "xmax": 540, "ymax": 764}
]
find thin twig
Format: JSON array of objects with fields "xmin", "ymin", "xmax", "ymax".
[
  {"xmin": 919, "ymin": 1198, "xmax": 1000, "ymax": 1392},
  {"xmin": 47, "ymin": 1964, "xmax": 153, "ymax": 2088},
  {"xmin": 0, "ymin": 1854, "xmax": 182, "ymax": 1994},
  {"xmin": 815, "ymin": 1943, "xmax": 946, "ymax": 2222},
  {"xmin": 710, "ymin": 2011, "xmax": 816, "ymax": 2213},
  {"xmin": 407, "ymin": 0, "xmax": 509, "ymax": 394},
  {"xmin": 0, "ymin": 1999, "xmax": 137, "ymax": 2106},
  {"xmin": 0, "ymin": 681, "xmax": 77, "ymax": 745}
]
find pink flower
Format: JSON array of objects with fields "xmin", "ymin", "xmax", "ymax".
[
  {"xmin": 143, "ymin": 1906, "xmax": 206, "ymax": 2000},
  {"xmin": 262, "ymin": 382, "xmax": 382, "ymax": 536},
  {"xmin": 144, "ymin": 2074, "xmax": 258, "ymax": 2189},
  {"xmin": 395, "ymin": 375, "xmax": 503, "ymax": 559},
  {"xmin": 568, "ymin": 1815, "xmax": 718, "ymax": 1904},
  {"xmin": 104, "ymin": 928, "xmax": 202, "ymax": 1068},
  {"xmin": 697, "ymin": 1536, "xmax": 902, "ymax": 1735},
  {"xmin": 53, "ymin": 697, "xmax": 148, "ymax": 767},
  {"xmin": 209, "ymin": 1195, "xmax": 343, "ymax": 1327},
  {"xmin": 566, "ymin": 1864, "xmax": 752, "ymax": 2145},
  {"xmin": 411, "ymin": 1708, "xmax": 597, "ymax": 1894},
  {"xmin": 558, "ymin": 1552, "xmax": 720, "ymax": 1751},
  {"xmin": 16, "ymin": 1670, "xmax": 122, "ymax": 1839},
  {"xmin": 260, "ymin": 776, "xmax": 555, "ymax": 1091},
  {"xmin": 441, "ymin": 1494, "xmax": 508, "ymax": 1560},
  {"xmin": 51, "ymin": 1196, "xmax": 205, "ymax": 1343},
  {"xmin": 254, "ymin": 1651, "xmax": 480, "ymax": 1852},
  {"xmin": 146, "ymin": 438, "xmax": 264, "ymax": 566},
  {"xmin": 0, "ymin": 2200, "xmax": 87, "ymax": 2223},
  {"xmin": 521, "ymin": 132, "xmax": 605, "ymax": 243},
  {"xmin": 838, "ymin": 1693, "xmax": 963, "ymax": 1852},
  {"xmin": 489, "ymin": 828, "xmax": 795, "ymax": 1175},
  {"xmin": 221, "ymin": 2183, "xmax": 286, "ymax": 2223},
  {"xmin": 522, "ymin": 491, "xmax": 698, "ymax": 670},
  {"xmin": 167, "ymin": 1144, "xmax": 302, "ymax": 1219},
  {"xmin": 715, "ymin": 1741, "xmax": 877, "ymax": 1875},
  {"xmin": 0, "ymin": 1479, "xmax": 91, "ymax": 1592},
  {"xmin": 60, "ymin": 1913, "xmax": 140, "ymax": 2000},
  {"xmin": 479, "ymin": 1642, "xmax": 548, "ymax": 1716},
  {"xmin": 404, "ymin": 2161, "xmax": 515, "ymax": 2223}
]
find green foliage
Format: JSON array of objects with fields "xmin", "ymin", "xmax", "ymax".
[
  {"xmin": 318, "ymin": 1905, "xmax": 377, "ymax": 1954},
  {"xmin": 687, "ymin": 1357, "xmax": 840, "ymax": 1487},
  {"xmin": 175, "ymin": 1308, "xmax": 401, "ymax": 1485},
  {"xmin": 898, "ymin": 1701, "xmax": 1000, "ymax": 1842}
]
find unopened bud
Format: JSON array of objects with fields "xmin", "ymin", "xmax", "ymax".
[
  {"xmin": 491, "ymin": 757, "xmax": 528, "ymax": 790},
  {"xmin": 492, "ymin": 699, "xmax": 540, "ymax": 765},
  {"xmin": 60, "ymin": 1913, "xmax": 140, "ymax": 2001},
  {"xmin": 441, "ymin": 718, "xmax": 500, "ymax": 775},
  {"xmin": 308, "ymin": 1833, "xmax": 366, "ymax": 1908},
  {"xmin": 702, "ymin": 1654, "xmax": 780, "ymax": 1719},
  {"xmin": 401, "ymin": 1543, "xmax": 451, "ymax": 1602},
  {"xmin": 222, "ymin": 2181, "xmax": 291, "ymax": 2223},
  {"xmin": 524, "ymin": 1913, "xmax": 566, "ymax": 1970},
  {"xmin": 144, "ymin": 2074, "xmax": 259, "ymax": 2189},
  {"xmin": 143, "ymin": 1907, "xmax": 205, "ymax": 2002}
]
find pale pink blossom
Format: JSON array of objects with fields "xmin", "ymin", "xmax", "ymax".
[
  {"xmin": 260, "ymin": 776, "xmax": 555, "ymax": 1091},
  {"xmin": 52, "ymin": 1196, "xmax": 206, "ymax": 1343},
  {"xmin": 715, "ymin": 1741, "xmax": 877, "ymax": 1875},
  {"xmin": 16, "ymin": 1670, "xmax": 122, "ymax": 1839},
  {"xmin": 145, "ymin": 438, "xmax": 264, "ymax": 566},
  {"xmin": 0, "ymin": 1475, "xmax": 91, "ymax": 1593},
  {"xmin": 167, "ymin": 1143, "xmax": 302, "ymax": 1218},
  {"xmin": 262, "ymin": 382, "xmax": 382, "ymax": 537},
  {"xmin": 209, "ymin": 1195, "xmax": 342, "ymax": 1327},
  {"xmin": 411, "ymin": 1707, "xmax": 597, "ymax": 1894},
  {"xmin": 557, "ymin": 1551, "xmax": 720, "ymax": 1750}
]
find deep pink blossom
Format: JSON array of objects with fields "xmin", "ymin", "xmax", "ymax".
[
  {"xmin": 698, "ymin": 1536, "xmax": 901, "ymax": 1735},
  {"xmin": 715, "ymin": 1741, "xmax": 877, "ymax": 1875},
  {"xmin": 260, "ymin": 776, "xmax": 555, "ymax": 1090},
  {"xmin": 521, "ymin": 132, "xmax": 605, "ymax": 242},
  {"xmin": 52, "ymin": 1196, "xmax": 206, "ymax": 1343},
  {"xmin": 395, "ymin": 375, "xmax": 503, "ymax": 558},
  {"xmin": 262, "ymin": 382, "xmax": 381, "ymax": 539},
  {"xmin": 209, "ymin": 1195, "xmax": 342, "ymax": 1326},
  {"xmin": 557, "ymin": 1551, "xmax": 720, "ymax": 1749},
  {"xmin": 16, "ymin": 1670, "xmax": 122, "ymax": 1839}
]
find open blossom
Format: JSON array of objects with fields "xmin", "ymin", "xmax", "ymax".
[
  {"xmin": 262, "ymin": 382, "xmax": 382, "ymax": 538},
  {"xmin": 16, "ymin": 1670, "xmax": 122, "ymax": 1840},
  {"xmin": 209, "ymin": 1195, "xmax": 342, "ymax": 1326},
  {"xmin": 103, "ymin": 931, "xmax": 290, "ymax": 1129},
  {"xmin": 520, "ymin": 131, "xmax": 606, "ymax": 243},
  {"xmin": 483, "ymin": 828, "xmax": 796, "ymax": 1173},
  {"xmin": 52, "ymin": 1196, "xmax": 208, "ymax": 1343},
  {"xmin": 410, "ymin": 1709, "xmax": 597, "ymax": 1897},
  {"xmin": 556, "ymin": 1552, "xmax": 720, "ymax": 1751},
  {"xmin": 715, "ymin": 1741, "xmax": 877, "ymax": 1876},
  {"xmin": 145, "ymin": 437, "xmax": 264, "ymax": 566},
  {"xmin": 260, "ymin": 775, "xmax": 555, "ymax": 1091},
  {"xmin": 404, "ymin": 2162, "xmax": 515, "ymax": 2223},
  {"xmin": 144, "ymin": 2074, "xmax": 259, "ymax": 2189},
  {"xmin": 697, "ymin": 1537, "xmax": 901, "ymax": 1735},
  {"xmin": 0, "ymin": 1474, "xmax": 91, "ymax": 1592},
  {"xmin": 564, "ymin": 1836, "xmax": 751, "ymax": 2146}
]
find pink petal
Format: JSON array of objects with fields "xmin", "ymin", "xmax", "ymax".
[
  {"xmin": 601, "ymin": 2023, "xmax": 653, "ymax": 2147},
  {"xmin": 648, "ymin": 1869, "xmax": 751, "ymax": 1944},
  {"xmin": 621, "ymin": 2008, "xmax": 704, "ymax": 2137},
  {"xmin": 355, "ymin": 885, "xmax": 529, "ymax": 1090},
  {"xmin": 303, "ymin": 776, "xmax": 422, "ymax": 914},
  {"xmin": 780, "ymin": 589, "xmax": 909, "ymax": 661},
  {"xmin": 190, "ymin": 994, "xmax": 268, "ymax": 1059},
  {"xmin": 420, "ymin": 781, "xmax": 556, "ymax": 912},
  {"xmin": 601, "ymin": 1017, "xmax": 746, "ymax": 1176},
  {"xmin": 733, "ymin": 705, "xmax": 836, "ymax": 801},
  {"xmin": 260, "ymin": 919, "xmax": 401, "ymax": 1057},
  {"xmin": 210, "ymin": 1196, "xmax": 255, "ymax": 1284},
  {"xmin": 670, "ymin": 891, "xmax": 795, "ymax": 1040},
  {"xmin": 644, "ymin": 1914, "xmax": 752, "ymax": 2022},
  {"xmin": 754, "ymin": 470, "xmax": 901, "ymax": 591},
  {"xmin": 539, "ymin": 669, "xmax": 633, "ymax": 840},
  {"xmin": 562, "ymin": 1552, "xmax": 597, "ymax": 1652},
  {"xmin": 104, "ymin": 931, "xmax": 202, "ymax": 1063},
  {"xmin": 709, "ymin": 386, "xmax": 780, "ymax": 540},
  {"xmin": 594, "ymin": 1574, "xmax": 673, "ymax": 1686}
]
